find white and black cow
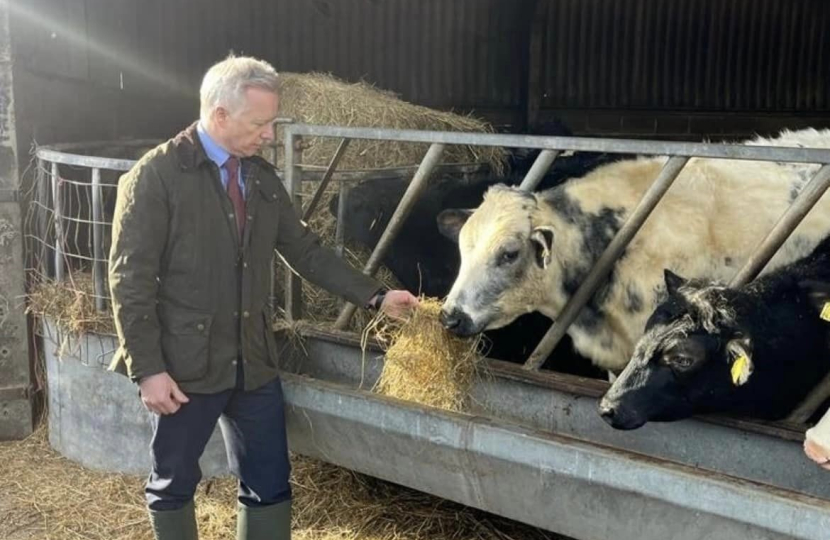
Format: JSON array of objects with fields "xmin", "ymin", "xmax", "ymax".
[
  {"xmin": 437, "ymin": 128, "xmax": 830, "ymax": 373},
  {"xmin": 598, "ymin": 234, "xmax": 830, "ymax": 430},
  {"xmin": 332, "ymin": 145, "xmax": 628, "ymax": 376}
]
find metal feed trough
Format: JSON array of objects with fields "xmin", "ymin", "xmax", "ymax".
[{"xmin": 35, "ymin": 125, "xmax": 830, "ymax": 540}]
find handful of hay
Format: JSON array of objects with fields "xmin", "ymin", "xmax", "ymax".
[
  {"xmin": 367, "ymin": 297, "xmax": 483, "ymax": 411},
  {"xmin": 275, "ymin": 72, "xmax": 508, "ymax": 174}
]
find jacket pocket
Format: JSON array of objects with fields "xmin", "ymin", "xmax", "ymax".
[{"xmin": 159, "ymin": 305, "xmax": 213, "ymax": 382}]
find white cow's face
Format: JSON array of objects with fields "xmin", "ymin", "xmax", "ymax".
[{"xmin": 437, "ymin": 186, "xmax": 557, "ymax": 336}]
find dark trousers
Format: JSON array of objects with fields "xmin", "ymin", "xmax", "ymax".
[{"xmin": 145, "ymin": 365, "xmax": 291, "ymax": 511}]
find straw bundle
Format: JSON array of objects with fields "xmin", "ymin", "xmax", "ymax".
[
  {"xmin": 275, "ymin": 72, "xmax": 508, "ymax": 174},
  {"xmin": 367, "ymin": 297, "xmax": 484, "ymax": 411},
  {"xmin": 27, "ymin": 273, "xmax": 116, "ymax": 336}
]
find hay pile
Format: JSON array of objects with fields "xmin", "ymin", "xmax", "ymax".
[
  {"xmin": 27, "ymin": 273, "xmax": 115, "ymax": 336},
  {"xmin": 275, "ymin": 72, "xmax": 508, "ymax": 174},
  {"xmin": 0, "ymin": 427, "xmax": 560, "ymax": 540},
  {"xmin": 368, "ymin": 297, "xmax": 484, "ymax": 411}
]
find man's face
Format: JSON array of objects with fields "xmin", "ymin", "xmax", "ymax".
[{"xmin": 215, "ymin": 87, "xmax": 279, "ymax": 157}]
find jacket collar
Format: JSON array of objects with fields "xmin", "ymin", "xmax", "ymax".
[{"xmin": 172, "ymin": 121, "xmax": 211, "ymax": 171}]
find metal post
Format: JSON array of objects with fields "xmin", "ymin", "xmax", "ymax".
[
  {"xmin": 283, "ymin": 133, "xmax": 304, "ymax": 321},
  {"xmin": 302, "ymin": 138, "xmax": 350, "ymax": 222},
  {"xmin": 90, "ymin": 168, "xmax": 105, "ymax": 312},
  {"xmin": 786, "ymin": 374, "xmax": 830, "ymax": 424},
  {"xmin": 36, "ymin": 159, "xmax": 53, "ymax": 278},
  {"xmin": 334, "ymin": 143, "xmax": 446, "ymax": 330},
  {"xmin": 729, "ymin": 164, "xmax": 830, "ymax": 287},
  {"xmin": 524, "ymin": 156, "xmax": 690, "ymax": 371},
  {"xmin": 51, "ymin": 162, "xmax": 64, "ymax": 282},
  {"xmin": 518, "ymin": 149, "xmax": 559, "ymax": 191},
  {"xmin": 334, "ymin": 180, "xmax": 351, "ymax": 258}
]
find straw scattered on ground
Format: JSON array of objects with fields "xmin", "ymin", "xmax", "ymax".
[
  {"xmin": 0, "ymin": 426, "xmax": 562, "ymax": 540},
  {"xmin": 274, "ymin": 72, "xmax": 508, "ymax": 174},
  {"xmin": 365, "ymin": 297, "xmax": 484, "ymax": 412}
]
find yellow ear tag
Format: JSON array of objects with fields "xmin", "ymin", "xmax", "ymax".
[
  {"xmin": 820, "ymin": 302, "xmax": 830, "ymax": 322},
  {"xmin": 731, "ymin": 354, "xmax": 752, "ymax": 386}
]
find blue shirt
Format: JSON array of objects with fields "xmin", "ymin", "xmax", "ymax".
[{"xmin": 197, "ymin": 122, "xmax": 246, "ymax": 199}]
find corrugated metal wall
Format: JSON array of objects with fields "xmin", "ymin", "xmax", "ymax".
[
  {"xmin": 538, "ymin": 0, "xmax": 830, "ymax": 112},
  {"xmin": 10, "ymin": 0, "xmax": 830, "ymax": 151},
  {"xmin": 13, "ymin": 0, "xmax": 534, "ymax": 139}
]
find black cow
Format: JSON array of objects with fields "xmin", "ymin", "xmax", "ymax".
[
  {"xmin": 330, "ymin": 140, "xmax": 629, "ymax": 376},
  {"xmin": 599, "ymin": 234, "xmax": 830, "ymax": 430}
]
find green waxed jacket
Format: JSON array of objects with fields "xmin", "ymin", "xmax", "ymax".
[{"xmin": 108, "ymin": 123, "xmax": 381, "ymax": 393}]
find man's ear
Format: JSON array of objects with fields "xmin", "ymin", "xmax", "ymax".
[
  {"xmin": 664, "ymin": 269, "xmax": 688, "ymax": 297},
  {"xmin": 530, "ymin": 226, "xmax": 555, "ymax": 269},
  {"xmin": 726, "ymin": 335, "xmax": 754, "ymax": 386},
  {"xmin": 436, "ymin": 209, "xmax": 473, "ymax": 243},
  {"xmin": 798, "ymin": 279, "xmax": 830, "ymax": 321}
]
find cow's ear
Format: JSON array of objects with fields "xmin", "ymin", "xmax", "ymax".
[
  {"xmin": 664, "ymin": 269, "xmax": 687, "ymax": 297},
  {"xmin": 437, "ymin": 209, "xmax": 473, "ymax": 243},
  {"xmin": 798, "ymin": 279, "xmax": 830, "ymax": 322},
  {"xmin": 726, "ymin": 335, "xmax": 754, "ymax": 386},
  {"xmin": 530, "ymin": 226, "xmax": 555, "ymax": 269}
]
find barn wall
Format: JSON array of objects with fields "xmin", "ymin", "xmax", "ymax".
[
  {"xmin": 12, "ymin": 0, "xmax": 830, "ymax": 156},
  {"xmin": 533, "ymin": 0, "xmax": 830, "ymax": 139},
  {"xmin": 0, "ymin": 0, "xmax": 32, "ymax": 440}
]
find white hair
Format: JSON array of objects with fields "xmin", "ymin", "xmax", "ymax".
[{"xmin": 199, "ymin": 54, "xmax": 280, "ymax": 122}]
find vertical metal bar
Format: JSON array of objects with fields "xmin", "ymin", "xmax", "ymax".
[
  {"xmin": 518, "ymin": 149, "xmax": 560, "ymax": 191},
  {"xmin": 51, "ymin": 162, "xmax": 64, "ymax": 282},
  {"xmin": 283, "ymin": 132, "xmax": 304, "ymax": 322},
  {"xmin": 302, "ymin": 138, "xmax": 350, "ymax": 222},
  {"xmin": 91, "ymin": 168, "xmax": 105, "ymax": 312},
  {"xmin": 334, "ymin": 180, "xmax": 350, "ymax": 258},
  {"xmin": 729, "ymin": 164, "xmax": 830, "ymax": 287},
  {"xmin": 36, "ymin": 158, "xmax": 53, "ymax": 278},
  {"xmin": 785, "ymin": 374, "xmax": 830, "ymax": 424},
  {"xmin": 524, "ymin": 156, "xmax": 689, "ymax": 371},
  {"xmin": 334, "ymin": 143, "xmax": 446, "ymax": 330}
]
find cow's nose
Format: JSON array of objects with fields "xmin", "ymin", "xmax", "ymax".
[
  {"xmin": 439, "ymin": 309, "xmax": 461, "ymax": 330},
  {"xmin": 598, "ymin": 400, "xmax": 617, "ymax": 423}
]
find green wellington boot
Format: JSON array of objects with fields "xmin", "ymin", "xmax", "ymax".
[
  {"xmin": 237, "ymin": 500, "xmax": 292, "ymax": 540},
  {"xmin": 148, "ymin": 500, "xmax": 199, "ymax": 540}
]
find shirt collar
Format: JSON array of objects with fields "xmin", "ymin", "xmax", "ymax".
[{"xmin": 196, "ymin": 121, "xmax": 232, "ymax": 168}]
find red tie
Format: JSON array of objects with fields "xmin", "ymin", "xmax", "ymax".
[{"xmin": 224, "ymin": 157, "xmax": 245, "ymax": 239}]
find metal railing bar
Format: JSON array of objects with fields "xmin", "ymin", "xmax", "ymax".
[
  {"xmin": 729, "ymin": 164, "xmax": 830, "ymax": 286},
  {"xmin": 523, "ymin": 156, "xmax": 690, "ymax": 371},
  {"xmin": 334, "ymin": 181, "xmax": 351, "ymax": 258},
  {"xmin": 302, "ymin": 138, "xmax": 350, "ymax": 222},
  {"xmin": 90, "ymin": 168, "xmax": 106, "ymax": 312},
  {"xmin": 51, "ymin": 162, "xmax": 64, "ymax": 282},
  {"xmin": 283, "ymin": 133, "xmax": 304, "ymax": 321},
  {"xmin": 333, "ymin": 143, "xmax": 447, "ymax": 330},
  {"xmin": 284, "ymin": 124, "xmax": 830, "ymax": 165},
  {"xmin": 36, "ymin": 150, "xmax": 139, "ymax": 172},
  {"xmin": 519, "ymin": 149, "xmax": 560, "ymax": 191}
]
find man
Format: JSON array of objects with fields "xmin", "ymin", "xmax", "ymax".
[{"xmin": 108, "ymin": 55, "xmax": 419, "ymax": 540}]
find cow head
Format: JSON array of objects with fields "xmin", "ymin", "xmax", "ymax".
[
  {"xmin": 598, "ymin": 270, "xmax": 763, "ymax": 430},
  {"xmin": 436, "ymin": 185, "xmax": 558, "ymax": 336}
]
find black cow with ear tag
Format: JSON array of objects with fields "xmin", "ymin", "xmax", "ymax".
[{"xmin": 598, "ymin": 235, "xmax": 830, "ymax": 430}]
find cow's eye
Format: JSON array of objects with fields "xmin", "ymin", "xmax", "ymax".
[
  {"xmin": 667, "ymin": 354, "xmax": 696, "ymax": 371},
  {"xmin": 499, "ymin": 249, "xmax": 520, "ymax": 265}
]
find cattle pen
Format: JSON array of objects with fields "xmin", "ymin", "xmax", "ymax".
[{"xmin": 32, "ymin": 125, "xmax": 830, "ymax": 540}]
